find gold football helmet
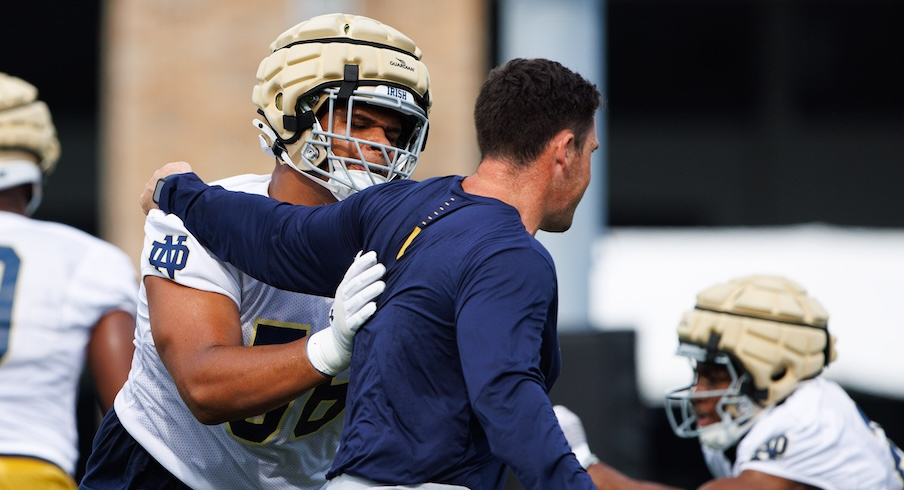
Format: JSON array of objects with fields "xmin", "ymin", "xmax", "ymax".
[
  {"xmin": 665, "ymin": 275, "xmax": 837, "ymax": 450},
  {"xmin": 0, "ymin": 72, "xmax": 60, "ymax": 214},
  {"xmin": 252, "ymin": 13, "xmax": 431, "ymax": 200}
]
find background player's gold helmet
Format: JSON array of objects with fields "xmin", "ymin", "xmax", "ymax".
[
  {"xmin": 0, "ymin": 72, "xmax": 60, "ymax": 214},
  {"xmin": 665, "ymin": 275, "xmax": 837, "ymax": 450},
  {"xmin": 252, "ymin": 13, "xmax": 431, "ymax": 200}
]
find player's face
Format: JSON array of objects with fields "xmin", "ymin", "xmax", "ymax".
[
  {"xmin": 322, "ymin": 103, "xmax": 404, "ymax": 174},
  {"xmin": 689, "ymin": 362, "xmax": 732, "ymax": 427}
]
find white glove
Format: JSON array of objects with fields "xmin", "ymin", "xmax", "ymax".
[
  {"xmin": 554, "ymin": 405, "xmax": 600, "ymax": 469},
  {"xmin": 307, "ymin": 250, "xmax": 386, "ymax": 377}
]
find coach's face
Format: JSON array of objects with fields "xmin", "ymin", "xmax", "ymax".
[{"xmin": 540, "ymin": 120, "xmax": 599, "ymax": 233}]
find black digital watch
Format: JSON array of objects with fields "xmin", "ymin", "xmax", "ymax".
[{"xmin": 152, "ymin": 175, "xmax": 176, "ymax": 206}]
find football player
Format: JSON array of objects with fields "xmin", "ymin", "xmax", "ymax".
[
  {"xmin": 665, "ymin": 275, "xmax": 903, "ymax": 489},
  {"xmin": 558, "ymin": 275, "xmax": 904, "ymax": 489},
  {"xmin": 0, "ymin": 72, "xmax": 137, "ymax": 489},
  {"xmin": 80, "ymin": 13, "xmax": 428, "ymax": 490}
]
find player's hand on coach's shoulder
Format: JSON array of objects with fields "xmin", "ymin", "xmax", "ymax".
[
  {"xmin": 554, "ymin": 405, "xmax": 683, "ymax": 490},
  {"xmin": 307, "ymin": 250, "xmax": 386, "ymax": 377},
  {"xmin": 139, "ymin": 161, "xmax": 194, "ymax": 215}
]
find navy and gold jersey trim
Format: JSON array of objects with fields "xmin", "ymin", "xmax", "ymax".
[{"xmin": 396, "ymin": 197, "xmax": 463, "ymax": 259}]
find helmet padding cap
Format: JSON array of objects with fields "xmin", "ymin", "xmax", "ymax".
[
  {"xmin": 0, "ymin": 72, "xmax": 60, "ymax": 214},
  {"xmin": 677, "ymin": 275, "xmax": 836, "ymax": 407}
]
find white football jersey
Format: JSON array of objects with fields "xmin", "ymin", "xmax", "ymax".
[
  {"xmin": 702, "ymin": 377, "xmax": 904, "ymax": 489},
  {"xmin": 114, "ymin": 173, "xmax": 349, "ymax": 490},
  {"xmin": 0, "ymin": 211, "xmax": 138, "ymax": 476}
]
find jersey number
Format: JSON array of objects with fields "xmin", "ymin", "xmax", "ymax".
[
  {"xmin": 226, "ymin": 321, "xmax": 348, "ymax": 445},
  {"xmin": 0, "ymin": 247, "xmax": 21, "ymax": 362}
]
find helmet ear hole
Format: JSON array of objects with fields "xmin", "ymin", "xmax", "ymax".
[
  {"xmin": 771, "ymin": 367, "xmax": 787, "ymax": 382},
  {"xmin": 769, "ymin": 367, "xmax": 798, "ymax": 406}
]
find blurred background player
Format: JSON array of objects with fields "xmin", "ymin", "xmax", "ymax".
[
  {"xmin": 665, "ymin": 275, "xmax": 903, "ymax": 489},
  {"xmin": 80, "ymin": 13, "xmax": 429, "ymax": 490},
  {"xmin": 0, "ymin": 72, "xmax": 137, "ymax": 489},
  {"xmin": 558, "ymin": 274, "xmax": 904, "ymax": 489}
]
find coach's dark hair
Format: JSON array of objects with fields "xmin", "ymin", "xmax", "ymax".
[{"xmin": 474, "ymin": 58, "xmax": 601, "ymax": 165}]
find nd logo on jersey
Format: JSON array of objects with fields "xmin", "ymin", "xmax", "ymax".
[
  {"xmin": 752, "ymin": 434, "xmax": 788, "ymax": 461},
  {"xmin": 149, "ymin": 235, "xmax": 190, "ymax": 279}
]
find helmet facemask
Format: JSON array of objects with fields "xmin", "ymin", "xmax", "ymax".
[
  {"xmin": 665, "ymin": 343, "xmax": 762, "ymax": 451},
  {"xmin": 255, "ymin": 84, "xmax": 428, "ymax": 201}
]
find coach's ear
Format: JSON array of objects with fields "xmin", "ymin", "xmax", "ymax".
[{"xmin": 546, "ymin": 128, "xmax": 577, "ymax": 179}]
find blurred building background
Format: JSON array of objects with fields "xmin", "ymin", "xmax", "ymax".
[{"xmin": 3, "ymin": 0, "xmax": 902, "ymax": 487}]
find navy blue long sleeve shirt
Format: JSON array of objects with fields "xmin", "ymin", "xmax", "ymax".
[{"xmin": 157, "ymin": 172, "xmax": 594, "ymax": 489}]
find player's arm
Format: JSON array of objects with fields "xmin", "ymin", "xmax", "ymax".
[
  {"xmin": 146, "ymin": 275, "xmax": 329, "ymax": 424},
  {"xmin": 145, "ymin": 249, "xmax": 383, "ymax": 424},
  {"xmin": 586, "ymin": 463, "xmax": 683, "ymax": 490},
  {"xmin": 141, "ymin": 163, "xmax": 356, "ymax": 295},
  {"xmin": 87, "ymin": 309, "xmax": 136, "ymax": 411},
  {"xmin": 698, "ymin": 471, "xmax": 816, "ymax": 490}
]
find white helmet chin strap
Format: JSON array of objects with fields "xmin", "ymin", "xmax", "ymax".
[
  {"xmin": 697, "ymin": 401, "xmax": 765, "ymax": 451},
  {"xmin": 697, "ymin": 418, "xmax": 750, "ymax": 451},
  {"xmin": 254, "ymin": 119, "xmax": 280, "ymax": 159},
  {"xmin": 328, "ymin": 170, "xmax": 387, "ymax": 201}
]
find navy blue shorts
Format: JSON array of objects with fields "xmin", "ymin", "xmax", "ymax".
[{"xmin": 78, "ymin": 409, "xmax": 190, "ymax": 489}]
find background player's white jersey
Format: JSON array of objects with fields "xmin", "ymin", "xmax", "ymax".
[
  {"xmin": 114, "ymin": 173, "xmax": 348, "ymax": 490},
  {"xmin": 0, "ymin": 212, "xmax": 138, "ymax": 475},
  {"xmin": 703, "ymin": 377, "xmax": 904, "ymax": 489}
]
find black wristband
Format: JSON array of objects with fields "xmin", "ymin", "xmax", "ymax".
[{"xmin": 152, "ymin": 174, "xmax": 176, "ymax": 206}]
